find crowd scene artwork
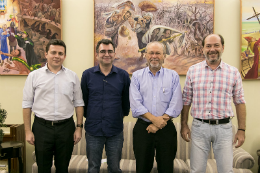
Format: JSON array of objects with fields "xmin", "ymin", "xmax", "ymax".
[
  {"xmin": 0, "ymin": 0, "xmax": 61, "ymax": 75},
  {"xmin": 240, "ymin": 0, "xmax": 260, "ymax": 80},
  {"xmin": 94, "ymin": 0, "xmax": 214, "ymax": 74}
]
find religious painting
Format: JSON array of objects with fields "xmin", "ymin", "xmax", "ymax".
[
  {"xmin": 0, "ymin": 0, "xmax": 61, "ymax": 75},
  {"xmin": 240, "ymin": 0, "xmax": 260, "ymax": 80},
  {"xmin": 94, "ymin": 0, "xmax": 214, "ymax": 74}
]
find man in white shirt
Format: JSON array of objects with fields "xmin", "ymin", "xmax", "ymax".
[{"xmin": 22, "ymin": 39, "xmax": 84, "ymax": 173}]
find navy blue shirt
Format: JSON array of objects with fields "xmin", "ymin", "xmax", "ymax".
[{"xmin": 81, "ymin": 65, "xmax": 130, "ymax": 137}]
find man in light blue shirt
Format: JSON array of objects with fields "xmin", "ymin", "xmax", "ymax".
[{"xmin": 129, "ymin": 41, "xmax": 183, "ymax": 173}]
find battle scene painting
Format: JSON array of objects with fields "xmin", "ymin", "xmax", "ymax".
[
  {"xmin": 240, "ymin": 0, "xmax": 260, "ymax": 80},
  {"xmin": 94, "ymin": 0, "xmax": 214, "ymax": 74},
  {"xmin": 0, "ymin": 0, "xmax": 61, "ymax": 75}
]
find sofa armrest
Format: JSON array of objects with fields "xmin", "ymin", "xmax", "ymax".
[
  {"xmin": 233, "ymin": 147, "xmax": 255, "ymax": 169},
  {"xmin": 32, "ymin": 151, "xmax": 36, "ymax": 162}
]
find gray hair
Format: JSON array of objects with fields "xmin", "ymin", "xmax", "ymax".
[{"xmin": 145, "ymin": 41, "xmax": 166, "ymax": 54}]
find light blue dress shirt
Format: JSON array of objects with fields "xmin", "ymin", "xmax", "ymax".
[{"xmin": 130, "ymin": 67, "xmax": 183, "ymax": 122}]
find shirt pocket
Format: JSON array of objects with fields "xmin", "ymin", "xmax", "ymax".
[
  {"xmin": 62, "ymin": 82, "xmax": 73, "ymax": 97},
  {"xmin": 159, "ymin": 87, "xmax": 172, "ymax": 102}
]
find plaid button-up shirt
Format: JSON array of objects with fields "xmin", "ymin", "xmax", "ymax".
[{"xmin": 183, "ymin": 60, "xmax": 245, "ymax": 119}]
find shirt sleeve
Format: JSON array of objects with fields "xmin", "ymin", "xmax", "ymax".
[
  {"xmin": 81, "ymin": 71, "xmax": 89, "ymax": 118},
  {"xmin": 122, "ymin": 72, "xmax": 130, "ymax": 116},
  {"xmin": 129, "ymin": 73, "xmax": 149, "ymax": 118},
  {"xmin": 164, "ymin": 73, "xmax": 183, "ymax": 118},
  {"xmin": 22, "ymin": 73, "xmax": 34, "ymax": 108},
  {"xmin": 232, "ymin": 69, "xmax": 246, "ymax": 105},
  {"xmin": 182, "ymin": 68, "xmax": 193, "ymax": 105},
  {"xmin": 73, "ymin": 74, "xmax": 84, "ymax": 107}
]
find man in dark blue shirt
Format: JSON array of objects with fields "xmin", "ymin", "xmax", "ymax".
[{"xmin": 81, "ymin": 39, "xmax": 130, "ymax": 173}]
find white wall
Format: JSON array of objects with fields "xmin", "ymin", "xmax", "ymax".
[{"xmin": 0, "ymin": 0, "xmax": 259, "ymax": 172}]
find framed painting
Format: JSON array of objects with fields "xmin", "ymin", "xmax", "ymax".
[
  {"xmin": 240, "ymin": 0, "xmax": 260, "ymax": 80},
  {"xmin": 94, "ymin": 0, "xmax": 214, "ymax": 74},
  {"xmin": 0, "ymin": 0, "xmax": 61, "ymax": 75}
]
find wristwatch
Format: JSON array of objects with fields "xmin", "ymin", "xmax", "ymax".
[{"xmin": 76, "ymin": 124, "xmax": 83, "ymax": 128}]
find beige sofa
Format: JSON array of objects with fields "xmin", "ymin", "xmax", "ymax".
[{"xmin": 32, "ymin": 121, "xmax": 254, "ymax": 173}]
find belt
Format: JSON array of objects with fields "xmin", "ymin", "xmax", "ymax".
[
  {"xmin": 35, "ymin": 116, "xmax": 73, "ymax": 126},
  {"xmin": 195, "ymin": 118, "xmax": 230, "ymax": 125},
  {"xmin": 137, "ymin": 118, "xmax": 173, "ymax": 125}
]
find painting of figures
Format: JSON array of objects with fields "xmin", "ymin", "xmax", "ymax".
[
  {"xmin": 0, "ymin": 0, "xmax": 61, "ymax": 75},
  {"xmin": 94, "ymin": 0, "xmax": 214, "ymax": 74},
  {"xmin": 240, "ymin": 0, "xmax": 260, "ymax": 80}
]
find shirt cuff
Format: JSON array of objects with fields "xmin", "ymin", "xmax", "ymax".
[
  {"xmin": 165, "ymin": 109, "xmax": 182, "ymax": 118},
  {"xmin": 22, "ymin": 101, "xmax": 33, "ymax": 108},
  {"xmin": 73, "ymin": 99, "xmax": 85, "ymax": 107},
  {"xmin": 132, "ymin": 107, "xmax": 148, "ymax": 118}
]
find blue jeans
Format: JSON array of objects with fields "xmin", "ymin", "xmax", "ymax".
[
  {"xmin": 86, "ymin": 131, "xmax": 123, "ymax": 173},
  {"xmin": 190, "ymin": 118, "xmax": 233, "ymax": 173}
]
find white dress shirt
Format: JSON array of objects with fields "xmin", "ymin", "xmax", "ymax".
[{"xmin": 22, "ymin": 65, "xmax": 84, "ymax": 121}]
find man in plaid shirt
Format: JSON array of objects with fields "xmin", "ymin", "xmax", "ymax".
[{"xmin": 181, "ymin": 34, "xmax": 246, "ymax": 173}]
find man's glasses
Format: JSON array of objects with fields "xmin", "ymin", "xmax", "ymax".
[
  {"xmin": 99, "ymin": 50, "xmax": 114, "ymax": 54},
  {"xmin": 147, "ymin": 52, "xmax": 162, "ymax": 56}
]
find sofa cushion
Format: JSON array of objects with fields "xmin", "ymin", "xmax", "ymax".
[
  {"xmin": 69, "ymin": 156, "xmax": 189, "ymax": 173},
  {"xmin": 186, "ymin": 159, "xmax": 252, "ymax": 173},
  {"xmin": 32, "ymin": 154, "xmax": 190, "ymax": 173}
]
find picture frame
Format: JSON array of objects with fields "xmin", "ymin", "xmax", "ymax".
[
  {"xmin": 240, "ymin": 0, "xmax": 260, "ymax": 80},
  {"xmin": 0, "ymin": 0, "xmax": 62, "ymax": 75},
  {"xmin": 94, "ymin": 0, "xmax": 214, "ymax": 75}
]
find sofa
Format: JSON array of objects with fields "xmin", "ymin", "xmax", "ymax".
[{"xmin": 32, "ymin": 121, "xmax": 255, "ymax": 173}]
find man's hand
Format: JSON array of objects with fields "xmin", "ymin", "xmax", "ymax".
[
  {"xmin": 151, "ymin": 116, "xmax": 167, "ymax": 129},
  {"xmin": 146, "ymin": 124, "xmax": 159, "ymax": 133},
  {"xmin": 26, "ymin": 131, "xmax": 35, "ymax": 145},
  {"xmin": 162, "ymin": 114, "xmax": 170, "ymax": 121},
  {"xmin": 181, "ymin": 124, "xmax": 191, "ymax": 142},
  {"xmin": 74, "ymin": 128, "xmax": 82, "ymax": 145},
  {"xmin": 233, "ymin": 130, "xmax": 245, "ymax": 148}
]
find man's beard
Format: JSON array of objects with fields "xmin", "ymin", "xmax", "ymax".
[
  {"xmin": 148, "ymin": 58, "xmax": 161, "ymax": 68},
  {"xmin": 204, "ymin": 50, "xmax": 222, "ymax": 63}
]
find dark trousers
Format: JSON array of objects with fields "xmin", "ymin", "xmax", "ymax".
[
  {"xmin": 133, "ymin": 119, "xmax": 177, "ymax": 173},
  {"xmin": 32, "ymin": 116, "xmax": 75, "ymax": 173}
]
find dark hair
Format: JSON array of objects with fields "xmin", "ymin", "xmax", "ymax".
[
  {"xmin": 163, "ymin": 29, "xmax": 171, "ymax": 34},
  {"xmin": 17, "ymin": 49, "xmax": 21, "ymax": 57},
  {"xmin": 96, "ymin": 39, "xmax": 115, "ymax": 53},
  {"xmin": 46, "ymin": 39, "xmax": 66, "ymax": 55},
  {"xmin": 202, "ymin": 34, "xmax": 224, "ymax": 47},
  {"xmin": 125, "ymin": 10, "xmax": 131, "ymax": 16}
]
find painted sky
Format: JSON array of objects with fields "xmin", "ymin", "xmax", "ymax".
[{"xmin": 242, "ymin": 1, "xmax": 260, "ymax": 22}]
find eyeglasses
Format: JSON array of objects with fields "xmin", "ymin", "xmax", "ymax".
[
  {"xmin": 99, "ymin": 50, "xmax": 115, "ymax": 54},
  {"xmin": 147, "ymin": 52, "xmax": 162, "ymax": 56}
]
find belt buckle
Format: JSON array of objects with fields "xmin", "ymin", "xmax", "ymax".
[
  {"xmin": 216, "ymin": 120, "xmax": 219, "ymax": 125},
  {"xmin": 52, "ymin": 121, "xmax": 53, "ymax": 126},
  {"xmin": 209, "ymin": 120, "xmax": 210, "ymax": 124}
]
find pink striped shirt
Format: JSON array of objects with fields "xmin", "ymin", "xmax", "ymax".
[{"xmin": 183, "ymin": 60, "xmax": 245, "ymax": 119}]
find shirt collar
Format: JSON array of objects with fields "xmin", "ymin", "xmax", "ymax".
[
  {"xmin": 147, "ymin": 66, "xmax": 163, "ymax": 75},
  {"xmin": 44, "ymin": 63, "xmax": 66, "ymax": 72},
  {"xmin": 204, "ymin": 60, "xmax": 223, "ymax": 69},
  {"xmin": 94, "ymin": 64, "xmax": 118, "ymax": 74}
]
